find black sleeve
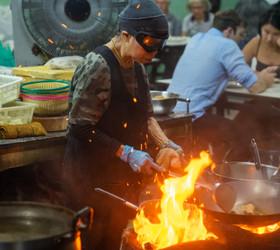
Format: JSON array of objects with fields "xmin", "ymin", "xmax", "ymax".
[{"xmin": 69, "ymin": 124, "xmax": 122, "ymax": 157}]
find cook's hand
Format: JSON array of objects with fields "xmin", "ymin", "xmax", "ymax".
[
  {"xmin": 162, "ymin": 140, "xmax": 184, "ymax": 155},
  {"xmin": 277, "ymin": 38, "xmax": 280, "ymax": 48},
  {"xmin": 156, "ymin": 148, "xmax": 183, "ymax": 170},
  {"xmin": 120, "ymin": 145, "xmax": 164, "ymax": 175}
]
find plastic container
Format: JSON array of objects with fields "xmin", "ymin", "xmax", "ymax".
[
  {"xmin": 0, "ymin": 101, "xmax": 36, "ymax": 125},
  {"xmin": 0, "ymin": 74, "xmax": 23, "ymax": 107}
]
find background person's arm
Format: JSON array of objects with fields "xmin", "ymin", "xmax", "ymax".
[
  {"xmin": 242, "ymin": 36, "xmax": 260, "ymax": 65},
  {"xmin": 249, "ymin": 66, "xmax": 278, "ymax": 94}
]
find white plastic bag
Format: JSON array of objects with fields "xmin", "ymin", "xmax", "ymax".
[{"xmin": 45, "ymin": 56, "xmax": 84, "ymax": 70}]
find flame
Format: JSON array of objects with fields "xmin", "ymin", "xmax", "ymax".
[
  {"xmin": 133, "ymin": 151, "xmax": 217, "ymax": 249},
  {"xmin": 47, "ymin": 38, "xmax": 54, "ymax": 44},
  {"xmin": 237, "ymin": 223, "xmax": 280, "ymax": 235}
]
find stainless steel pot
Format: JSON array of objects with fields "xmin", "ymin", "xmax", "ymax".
[
  {"xmin": 0, "ymin": 202, "xmax": 93, "ymax": 250},
  {"xmin": 150, "ymin": 91, "xmax": 190, "ymax": 115},
  {"xmin": 259, "ymin": 149, "xmax": 280, "ymax": 167},
  {"xmin": 210, "ymin": 161, "xmax": 279, "ymax": 182}
]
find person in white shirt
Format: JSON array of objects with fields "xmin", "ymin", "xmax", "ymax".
[{"xmin": 182, "ymin": 0, "xmax": 214, "ymax": 37}]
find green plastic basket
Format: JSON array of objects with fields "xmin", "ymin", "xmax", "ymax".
[{"xmin": 21, "ymin": 80, "xmax": 70, "ymax": 95}]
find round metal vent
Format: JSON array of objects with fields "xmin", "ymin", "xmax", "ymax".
[{"xmin": 21, "ymin": 0, "xmax": 128, "ymax": 57}]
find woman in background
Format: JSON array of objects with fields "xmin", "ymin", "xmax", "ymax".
[
  {"xmin": 243, "ymin": 6, "xmax": 280, "ymax": 78},
  {"xmin": 234, "ymin": 6, "xmax": 280, "ymax": 149},
  {"xmin": 235, "ymin": 0, "xmax": 271, "ymax": 48},
  {"xmin": 182, "ymin": 0, "xmax": 214, "ymax": 37}
]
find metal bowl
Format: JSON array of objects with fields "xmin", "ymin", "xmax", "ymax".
[
  {"xmin": 211, "ymin": 161, "xmax": 279, "ymax": 182},
  {"xmin": 150, "ymin": 91, "xmax": 179, "ymax": 115}
]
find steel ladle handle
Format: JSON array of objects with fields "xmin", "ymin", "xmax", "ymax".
[
  {"xmin": 94, "ymin": 188, "xmax": 139, "ymax": 211},
  {"xmin": 251, "ymin": 138, "xmax": 262, "ymax": 170}
]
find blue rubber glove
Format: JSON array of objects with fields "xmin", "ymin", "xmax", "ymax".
[{"xmin": 120, "ymin": 145, "xmax": 163, "ymax": 174}]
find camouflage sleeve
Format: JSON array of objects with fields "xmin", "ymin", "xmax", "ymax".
[
  {"xmin": 69, "ymin": 52, "xmax": 111, "ymax": 125},
  {"xmin": 68, "ymin": 52, "xmax": 122, "ymax": 156}
]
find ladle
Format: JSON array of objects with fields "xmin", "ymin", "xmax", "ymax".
[
  {"xmin": 95, "ymin": 188, "xmax": 138, "ymax": 210},
  {"xmin": 196, "ymin": 181, "xmax": 237, "ymax": 213},
  {"xmin": 95, "ymin": 177, "xmax": 237, "ymax": 214}
]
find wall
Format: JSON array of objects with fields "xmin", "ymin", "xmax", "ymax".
[
  {"xmin": 0, "ymin": 0, "xmax": 10, "ymax": 5},
  {"xmin": 170, "ymin": 0, "xmax": 239, "ymax": 20}
]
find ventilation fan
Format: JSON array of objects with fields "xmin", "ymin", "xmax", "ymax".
[{"xmin": 11, "ymin": 0, "xmax": 128, "ymax": 66}]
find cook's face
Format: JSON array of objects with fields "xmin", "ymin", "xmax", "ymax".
[
  {"xmin": 127, "ymin": 35, "xmax": 158, "ymax": 64},
  {"xmin": 261, "ymin": 24, "xmax": 280, "ymax": 47},
  {"xmin": 189, "ymin": 2, "xmax": 205, "ymax": 19},
  {"xmin": 155, "ymin": 0, "xmax": 169, "ymax": 14}
]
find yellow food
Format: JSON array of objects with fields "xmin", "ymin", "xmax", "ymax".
[
  {"xmin": 152, "ymin": 95, "xmax": 166, "ymax": 100},
  {"xmin": 233, "ymin": 203, "xmax": 263, "ymax": 215}
]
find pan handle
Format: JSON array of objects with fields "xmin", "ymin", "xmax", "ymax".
[
  {"xmin": 176, "ymin": 97, "xmax": 190, "ymax": 114},
  {"xmin": 72, "ymin": 207, "xmax": 94, "ymax": 232},
  {"xmin": 94, "ymin": 188, "xmax": 139, "ymax": 211}
]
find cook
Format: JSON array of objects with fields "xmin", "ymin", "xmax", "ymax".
[{"xmin": 62, "ymin": 1, "xmax": 184, "ymax": 249}]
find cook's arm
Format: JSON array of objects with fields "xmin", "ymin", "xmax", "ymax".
[
  {"xmin": 147, "ymin": 117, "xmax": 184, "ymax": 170},
  {"xmin": 147, "ymin": 116, "xmax": 169, "ymax": 147}
]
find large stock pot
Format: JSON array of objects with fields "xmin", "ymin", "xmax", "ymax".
[{"xmin": 0, "ymin": 202, "xmax": 93, "ymax": 250}]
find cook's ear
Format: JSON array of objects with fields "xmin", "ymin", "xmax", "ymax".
[
  {"xmin": 121, "ymin": 31, "xmax": 132, "ymax": 42},
  {"xmin": 121, "ymin": 31, "xmax": 130, "ymax": 37}
]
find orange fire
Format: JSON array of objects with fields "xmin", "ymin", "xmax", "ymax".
[
  {"xmin": 133, "ymin": 151, "xmax": 218, "ymax": 249},
  {"xmin": 237, "ymin": 223, "xmax": 280, "ymax": 235}
]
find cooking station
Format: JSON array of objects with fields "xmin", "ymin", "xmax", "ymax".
[{"xmin": 0, "ymin": 112, "xmax": 193, "ymax": 172}]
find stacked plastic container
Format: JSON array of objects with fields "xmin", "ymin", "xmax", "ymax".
[{"xmin": 0, "ymin": 74, "xmax": 35, "ymax": 125}]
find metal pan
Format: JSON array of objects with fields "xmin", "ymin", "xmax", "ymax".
[
  {"xmin": 196, "ymin": 180, "xmax": 280, "ymax": 226},
  {"xmin": 210, "ymin": 161, "xmax": 279, "ymax": 182},
  {"xmin": 150, "ymin": 91, "xmax": 190, "ymax": 115}
]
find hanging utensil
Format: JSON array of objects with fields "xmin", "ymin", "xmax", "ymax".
[{"xmin": 251, "ymin": 138, "xmax": 262, "ymax": 170}]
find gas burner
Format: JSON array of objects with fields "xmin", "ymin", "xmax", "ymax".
[{"xmin": 121, "ymin": 217, "xmax": 280, "ymax": 250}]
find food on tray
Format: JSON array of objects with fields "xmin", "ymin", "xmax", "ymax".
[
  {"xmin": 232, "ymin": 203, "xmax": 263, "ymax": 215},
  {"xmin": 274, "ymin": 78, "xmax": 280, "ymax": 84},
  {"xmin": 152, "ymin": 95, "xmax": 166, "ymax": 100}
]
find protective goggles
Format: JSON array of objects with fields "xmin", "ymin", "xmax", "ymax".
[{"xmin": 135, "ymin": 32, "xmax": 167, "ymax": 53}]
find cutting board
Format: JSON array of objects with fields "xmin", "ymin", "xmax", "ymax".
[{"xmin": 12, "ymin": 66, "xmax": 74, "ymax": 81}]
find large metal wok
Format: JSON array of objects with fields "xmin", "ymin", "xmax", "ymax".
[
  {"xmin": 210, "ymin": 161, "xmax": 280, "ymax": 182},
  {"xmin": 0, "ymin": 202, "xmax": 93, "ymax": 250},
  {"xmin": 196, "ymin": 180, "xmax": 280, "ymax": 226}
]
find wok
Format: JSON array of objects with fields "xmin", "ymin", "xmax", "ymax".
[
  {"xmin": 196, "ymin": 180, "xmax": 280, "ymax": 226},
  {"xmin": 210, "ymin": 161, "xmax": 280, "ymax": 182}
]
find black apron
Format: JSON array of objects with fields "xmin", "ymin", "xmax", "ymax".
[{"xmin": 63, "ymin": 46, "xmax": 150, "ymax": 250}]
